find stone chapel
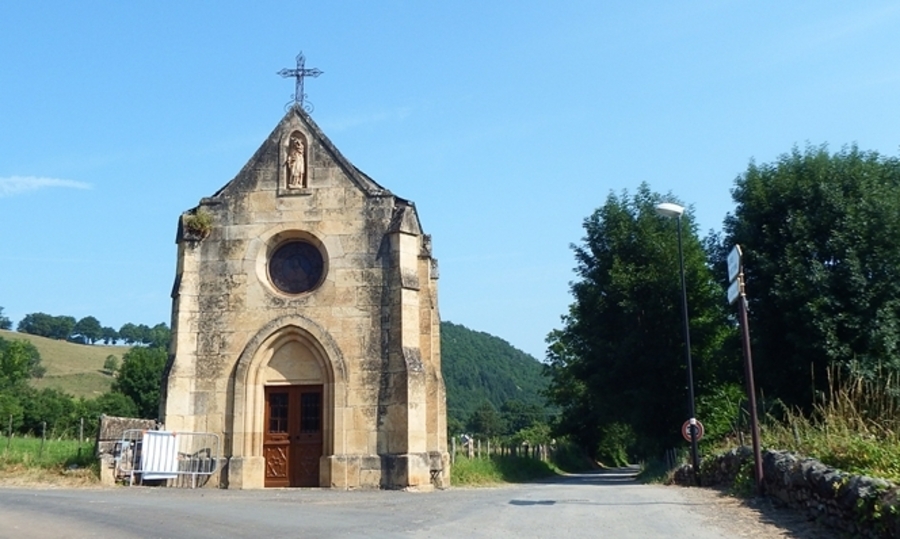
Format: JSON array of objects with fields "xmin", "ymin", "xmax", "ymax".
[{"xmin": 160, "ymin": 104, "xmax": 449, "ymax": 490}]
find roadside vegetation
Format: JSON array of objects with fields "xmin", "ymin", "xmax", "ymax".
[
  {"xmin": 0, "ymin": 435, "xmax": 98, "ymax": 485},
  {"xmin": 637, "ymin": 367, "xmax": 900, "ymax": 487},
  {"xmin": 545, "ymin": 145, "xmax": 900, "ymax": 482},
  {"xmin": 759, "ymin": 368, "xmax": 900, "ymax": 483},
  {"xmin": 451, "ymin": 440, "xmax": 591, "ymax": 486}
]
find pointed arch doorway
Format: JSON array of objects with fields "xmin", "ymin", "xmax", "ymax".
[
  {"xmin": 263, "ymin": 384, "xmax": 322, "ymax": 487},
  {"xmin": 229, "ymin": 318, "xmax": 348, "ymax": 490}
]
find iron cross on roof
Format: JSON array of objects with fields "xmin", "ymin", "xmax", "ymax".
[{"xmin": 278, "ymin": 52, "xmax": 323, "ymax": 112}]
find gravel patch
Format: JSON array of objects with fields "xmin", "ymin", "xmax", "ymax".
[{"xmin": 677, "ymin": 485, "xmax": 842, "ymax": 538}]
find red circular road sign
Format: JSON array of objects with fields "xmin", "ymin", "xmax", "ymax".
[{"xmin": 682, "ymin": 419, "xmax": 705, "ymax": 442}]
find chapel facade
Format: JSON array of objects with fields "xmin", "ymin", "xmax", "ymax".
[{"xmin": 160, "ymin": 105, "xmax": 449, "ymax": 490}]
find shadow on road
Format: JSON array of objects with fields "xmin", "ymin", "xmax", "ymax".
[{"xmin": 535, "ymin": 465, "xmax": 642, "ymax": 486}]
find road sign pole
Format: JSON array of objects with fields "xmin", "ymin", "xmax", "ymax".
[{"xmin": 738, "ymin": 276, "xmax": 764, "ymax": 495}]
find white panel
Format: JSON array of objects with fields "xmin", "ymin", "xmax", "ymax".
[{"xmin": 141, "ymin": 431, "xmax": 179, "ymax": 480}]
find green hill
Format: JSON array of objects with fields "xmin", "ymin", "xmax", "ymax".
[
  {"xmin": 440, "ymin": 321, "xmax": 548, "ymax": 425},
  {"xmin": 0, "ymin": 329, "xmax": 129, "ymax": 398},
  {"xmin": 3, "ymin": 322, "xmax": 550, "ymax": 424}
]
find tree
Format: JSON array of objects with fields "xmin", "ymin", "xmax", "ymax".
[
  {"xmin": 118, "ymin": 323, "xmax": 138, "ymax": 345},
  {"xmin": 499, "ymin": 399, "xmax": 546, "ymax": 436},
  {"xmin": 134, "ymin": 324, "xmax": 152, "ymax": 345},
  {"xmin": 467, "ymin": 401, "xmax": 505, "ymax": 438},
  {"xmin": 72, "ymin": 316, "xmax": 103, "ymax": 344},
  {"xmin": 545, "ymin": 184, "xmax": 736, "ymax": 458},
  {"xmin": 18, "ymin": 312, "xmax": 55, "ymax": 337},
  {"xmin": 103, "ymin": 354, "xmax": 119, "ymax": 375},
  {"xmin": 147, "ymin": 323, "xmax": 171, "ymax": 349},
  {"xmin": 83, "ymin": 391, "xmax": 138, "ymax": 419},
  {"xmin": 101, "ymin": 326, "xmax": 119, "ymax": 345},
  {"xmin": 0, "ymin": 307, "xmax": 11, "ymax": 330},
  {"xmin": 720, "ymin": 144, "xmax": 900, "ymax": 408},
  {"xmin": 18, "ymin": 313, "xmax": 75, "ymax": 340},
  {"xmin": 112, "ymin": 346, "xmax": 167, "ymax": 418},
  {"xmin": 0, "ymin": 336, "xmax": 44, "ymax": 387}
]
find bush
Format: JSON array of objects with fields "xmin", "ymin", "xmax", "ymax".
[
  {"xmin": 102, "ymin": 355, "xmax": 119, "ymax": 375},
  {"xmin": 596, "ymin": 422, "xmax": 636, "ymax": 467},
  {"xmin": 112, "ymin": 346, "xmax": 167, "ymax": 419}
]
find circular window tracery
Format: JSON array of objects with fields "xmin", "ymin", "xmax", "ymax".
[{"xmin": 268, "ymin": 241, "xmax": 325, "ymax": 294}]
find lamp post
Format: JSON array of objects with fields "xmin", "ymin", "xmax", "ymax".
[{"xmin": 655, "ymin": 202, "xmax": 701, "ymax": 486}]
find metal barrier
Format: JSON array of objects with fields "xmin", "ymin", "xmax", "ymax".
[{"xmin": 115, "ymin": 429, "xmax": 220, "ymax": 488}]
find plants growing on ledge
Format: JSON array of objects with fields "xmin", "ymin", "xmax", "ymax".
[{"xmin": 183, "ymin": 208, "xmax": 212, "ymax": 241}]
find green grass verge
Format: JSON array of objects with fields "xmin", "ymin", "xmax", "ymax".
[
  {"xmin": 636, "ymin": 458, "xmax": 673, "ymax": 483},
  {"xmin": 1, "ymin": 435, "xmax": 95, "ymax": 470},
  {"xmin": 451, "ymin": 455, "xmax": 560, "ymax": 486}
]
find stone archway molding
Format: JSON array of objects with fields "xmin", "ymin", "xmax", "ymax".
[{"xmin": 228, "ymin": 314, "xmax": 347, "ymax": 489}]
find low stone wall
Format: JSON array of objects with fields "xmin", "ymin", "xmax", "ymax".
[
  {"xmin": 674, "ymin": 448, "xmax": 900, "ymax": 538},
  {"xmin": 94, "ymin": 414, "xmax": 160, "ymax": 486}
]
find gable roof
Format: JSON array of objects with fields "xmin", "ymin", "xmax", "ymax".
[{"xmin": 208, "ymin": 105, "xmax": 391, "ymax": 201}]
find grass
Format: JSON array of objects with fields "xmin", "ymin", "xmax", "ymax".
[
  {"xmin": 451, "ymin": 454, "xmax": 560, "ymax": 486},
  {"xmin": 759, "ymin": 366, "xmax": 900, "ymax": 482},
  {"xmin": 637, "ymin": 458, "xmax": 676, "ymax": 484},
  {"xmin": 696, "ymin": 366, "xmax": 900, "ymax": 486},
  {"xmin": 32, "ymin": 372, "xmax": 115, "ymax": 398},
  {"xmin": 0, "ymin": 329, "xmax": 128, "ymax": 398},
  {"xmin": 0, "ymin": 435, "xmax": 99, "ymax": 486}
]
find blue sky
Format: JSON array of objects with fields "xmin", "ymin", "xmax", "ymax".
[{"xmin": 2, "ymin": 2, "xmax": 900, "ymax": 360}]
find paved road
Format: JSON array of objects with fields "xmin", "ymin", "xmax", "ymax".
[{"xmin": 0, "ymin": 469, "xmax": 737, "ymax": 538}]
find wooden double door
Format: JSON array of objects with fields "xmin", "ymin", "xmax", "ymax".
[{"xmin": 263, "ymin": 385, "xmax": 323, "ymax": 487}]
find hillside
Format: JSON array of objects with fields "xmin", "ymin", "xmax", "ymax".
[
  {"xmin": 0, "ymin": 329, "xmax": 129, "ymax": 397},
  {"xmin": 2, "ymin": 323, "xmax": 550, "ymax": 423},
  {"xmin": 440, "ymin": 321, "xmax": 548, "ymax": 425}
]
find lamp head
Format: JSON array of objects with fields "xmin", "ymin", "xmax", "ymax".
[{"xmin": 655, "ymin": 202, "xmax": 685, "ymax": 218}]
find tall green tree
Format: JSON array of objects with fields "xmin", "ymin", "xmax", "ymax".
[
  {"xmin": 101, "ymin": 326, "xmax": 119, "ymax": 345},
  {"xmin": 721, "ymin": 145, "xmax": 900, "ymax": 408},
  {"xmin": 112, "ymin": 346, "xmax": 167, "ymax": 418},
  {"xmin": 72, "ymin": 316, "xmax": 103, "ymax": 344},
  {"xmin": 147, "ymin": 323, "xmax": 171, "ymax": 349},
  {"xmin": 466, "ymin": 401, "xmax": 505, "ymax": 438},
  {"xmin": 118, "ymin": 323, "xmax": 138, "ymax": 344},
  {"xmin": 0, "ymin": 336, "xmax": 44, "ymax": 387},
  {"xmin": 17, "ymin": 313, "xmax": 75, "ymax": 340},
  {"xmin": 499, "ymin": 399, "xmax": 546, "ymax": 436},
  {"xmin": 545, "ymin": 184, "xmax": 736, "ymax": 458}
]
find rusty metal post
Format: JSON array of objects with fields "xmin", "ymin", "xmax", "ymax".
[{"xmin": 738, "ymin": 276, "xmax": 764, "ymax": 495}]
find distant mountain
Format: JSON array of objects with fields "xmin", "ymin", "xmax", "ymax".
[{"xmin": 440, "ymin": 321, "xmax": 548, "ymax": 425}]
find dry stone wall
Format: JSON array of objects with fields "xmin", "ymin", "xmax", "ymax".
[{"xmin": 674, "ymin": 448, "xmax": 900, "ymax": 538}]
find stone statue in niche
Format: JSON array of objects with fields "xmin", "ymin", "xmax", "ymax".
[{"xmin": 286, "ymin": 134, "xmax": 307, "ymax": 188}]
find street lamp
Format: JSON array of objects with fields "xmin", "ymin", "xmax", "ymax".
[{"xmin": 655, "ymin": 202, "xmax": 701, "ymax": 486}]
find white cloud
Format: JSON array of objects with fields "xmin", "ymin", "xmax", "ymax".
[{"xmin": 0, "ymin": 176, "xmax": 92, "ymax": 197}]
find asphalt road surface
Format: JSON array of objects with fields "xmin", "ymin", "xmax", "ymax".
[{"xmin": 0, "ymin": 468, "xmax": 746, "ymax": 539}]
